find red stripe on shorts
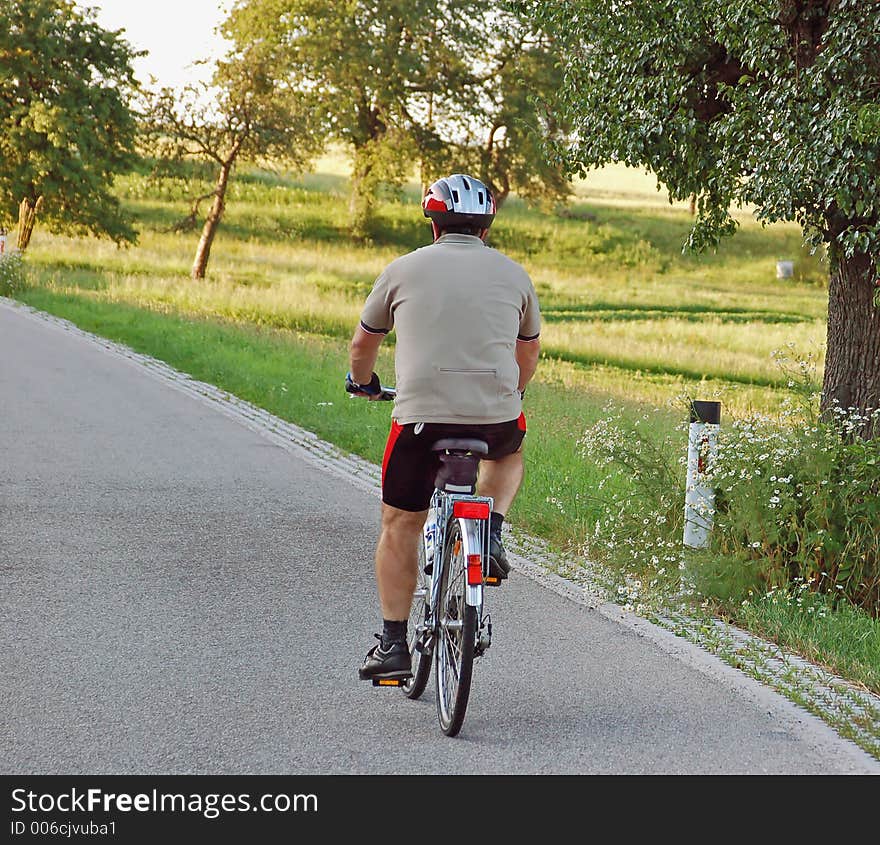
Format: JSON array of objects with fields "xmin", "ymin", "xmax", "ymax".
[
  {"xmin": 517, "ymin": 412, "xmax": 527, "ymax": 432},
  {"xmin": 382, "ymin": 421, "xmax": 404, "ymax": 485}
]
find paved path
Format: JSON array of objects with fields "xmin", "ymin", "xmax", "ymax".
[{"xmin": 1, "ymin": 301, "xmax": 876, "ymax": 774}]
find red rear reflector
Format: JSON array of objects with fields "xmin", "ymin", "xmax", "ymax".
[
  {"xmin": 453, "ymin": 501, "xmax": 490, "ymax": 519},
  {"xmin": 467, "ymin": 554, "xmax": 482, "ymax": 585}
]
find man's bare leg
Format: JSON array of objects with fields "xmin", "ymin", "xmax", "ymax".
[
  {"xmin": 476, "ymin": 449, "xmax": 524, "ymax": 515},
  {"xmin": 374, "ymin": 504, "xmax": 427, "ymax": 621},
  {"xmin": 359, "ymin": 504, "xmax": 427, "ymax": 679},
  {"xmin": 476, "ymin": 449, "xmax": 524, "ymax": 577}
]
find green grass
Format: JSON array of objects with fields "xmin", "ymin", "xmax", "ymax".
[
  {"xmin": 12, "ymin": 156, "xmax": 832, "ymax": 542},
  {"xmin": 730, "ymin": 586, "xmax": 880, "ymax": 696},
  {"xmin": 11, "ymin": 155, "xmax": 879, "ymax": 710},
  {"xmin": 16, "ymin": 281, "xmax": 661, "ymax": 555}
]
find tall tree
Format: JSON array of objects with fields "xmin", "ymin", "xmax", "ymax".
[
  {"xmin": 427, "ymin": 10, "xmax": 571, "ymax": 209},
  {"xmin": 144, "ymin": 50, "xmax": 325, "ymax": 279},
  {"xmin": 0, "ymin": 0, "xmax": 141, "ymax": 249},
  {"xmin": 522, "ymin": 0, "xmax": 880, "ymax": 437},
  {"xmin": 222, "ymin": 0, "xmax": 471, "ymax": 238},
  {"xmin": 223, "ymin": 1, "xmax": 569, "ymax": 236}
]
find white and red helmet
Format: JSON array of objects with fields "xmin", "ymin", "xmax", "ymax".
[{"xmin": 422, "ymin": 174, "xmax": 496, "ymax": 230}]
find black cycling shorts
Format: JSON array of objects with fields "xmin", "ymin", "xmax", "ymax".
[{"xmin": 381, "ymin": 414, "xmax": 527, "ymax": 512}]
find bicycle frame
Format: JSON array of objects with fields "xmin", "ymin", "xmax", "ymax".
[
  {"xmin": 419, "ymin": 488, "xmax": 494, "ymax": 658},
  {"xmin": 434, "ymin": 492, "xmax": 492, "ymax": 604}
]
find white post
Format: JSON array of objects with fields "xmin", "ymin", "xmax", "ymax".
[
  {"xmin": 683, "ymin": 400, "xmax": 721, "ymax": 549},
  {"xmin": 776, "ymin": 260, "xmax": 793, "ymax": 279}
]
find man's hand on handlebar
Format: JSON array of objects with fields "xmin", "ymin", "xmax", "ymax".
[
  {"xmin": 346, "ymin": 371, "xmax": 382, "ymax": 398},
  {"xmin": 345, "ymin": 372, "xmax": 396, "ymax": 401}
]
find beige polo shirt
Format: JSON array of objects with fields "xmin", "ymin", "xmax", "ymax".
[{"xmin": 359, "ymin": 233, "xmax": 541, "ymax": 424}]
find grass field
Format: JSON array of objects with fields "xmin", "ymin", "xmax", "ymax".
[
  {"xmin": 13, "ymin": 150, "xmax": 834, "ymax": 558},
  {"xmin": 18, "ymin": 154, "xmax": 834, "ymax": 544},
  {"xmin": 26, "ymin": 154, "xmax": 830, "ymax": 403},
  {"xmin": 9, "ymin": 151, "xmax": 879, "ymax": 708}
]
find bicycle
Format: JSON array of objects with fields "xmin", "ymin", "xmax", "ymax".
[{"xmin": 351, "ymin": 384, "xmax": 499, "ymax": 737}]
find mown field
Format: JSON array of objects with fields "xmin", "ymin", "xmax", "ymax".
[
  {"xmin": 33, "ymin": 158, "xmax": 831, "ymax": 400},
  {"xmin": 11, "ymin": 153, "xmax": 878, "ymax": 708},
  {"xmin": 17, "ymin": 154, "xmax": 830, "ymax": 537}
]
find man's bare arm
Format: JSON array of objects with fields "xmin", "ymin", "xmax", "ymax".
[
  {"xmin": 349, "ymin": 325, "xmax": 386, "ymax": 385},
  {"xmin": 515, "ymin": 338, "xmax": 540, "ymax": 392}
]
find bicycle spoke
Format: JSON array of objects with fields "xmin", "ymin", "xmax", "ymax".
[
  {"xmin": 401, "ymin": 538, "xmax": 433, "ymax": 699},
  {"xmin": 434, "ymin": 516, "xmax": 477, "ymax": 736}
]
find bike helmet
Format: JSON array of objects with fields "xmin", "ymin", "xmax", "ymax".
[{"xmin": 422, "ymin": 173, "xmax": 496, "ymax": 230}]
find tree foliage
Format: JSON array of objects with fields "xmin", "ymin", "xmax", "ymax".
[
  {"xmin": 0, "ymin": 0, "xmax": 141, "ymax": 246},
  {"xmin": 419, "ymin": 9, "xmax": 571, "ymax": 210},
  {"xmin": 222, "ymin": 1, "xmax": 570, "ymax": 235},
  {"xmin": 143, "ymin": 49, "xmax": 325, "ymax": 278},
  {"xmin": 521, "ymin": 0, "xmax": 880, "ymax": 435}
]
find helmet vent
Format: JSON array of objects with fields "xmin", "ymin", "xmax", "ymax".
[{"xmin": 421, "ymin": 174, "xmax": 495, "ymax": 229}]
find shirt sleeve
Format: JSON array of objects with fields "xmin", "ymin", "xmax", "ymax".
[
  {"xmin": 359, "ymin": 270, "xmax": 395, "ymax": 335},
  {"xmin": 517, "ymin": 277, "xmax": 541, "ymax": 342}
]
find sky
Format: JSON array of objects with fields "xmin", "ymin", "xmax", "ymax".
[{"xmin": 79, "ymin": 0, "xmax": 232, "ymax": 89}]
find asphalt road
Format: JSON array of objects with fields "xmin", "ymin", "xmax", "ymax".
[{"xmin": 1, "ymin": 301, "xmax": 877, "ymax": 774}]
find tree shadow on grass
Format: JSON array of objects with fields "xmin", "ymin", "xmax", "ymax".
[{"xmin": 541, "ymin": 301, "xmax": 813, "ymax": 325}]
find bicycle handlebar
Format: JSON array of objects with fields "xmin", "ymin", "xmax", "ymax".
[
  {"xmin": 345, "ymin": 371, "xmax": 395, "ymax": 401},
  {"xmin": 372, "ymin": 386, "xmax": 396, "ymax": 401},
  {"xmin": 346, "ymin": 383, "xmax": 396, "ymax": 401}
]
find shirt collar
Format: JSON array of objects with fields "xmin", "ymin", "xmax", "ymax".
[{"xmin": 433, "ymin": 233, "xmax": 485, "ymax": 246}]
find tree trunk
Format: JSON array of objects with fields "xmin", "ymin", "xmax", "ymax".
[
  {"xmin": 17, "ymin": 196, "xmax": 43, "ymax": 251},
  {"xmin": 349, "ymin": 144, "xmax": 375, "ymax": 240},
  {"xmin": 821, "ymin": 249, "xmax": 880, "ymax": 438},
  {"xmin": 493, "ymin": 175, "xmax": 510, "ymax": 208},
  {"xmin": 191, "ymin": 162, "xmax": 232, "ymax": 280}
]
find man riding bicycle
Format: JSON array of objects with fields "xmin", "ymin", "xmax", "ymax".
[{"xmin": 345, "ymin": 173, "xmax": 541, "ymax": 681}]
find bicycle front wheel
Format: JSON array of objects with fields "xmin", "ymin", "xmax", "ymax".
[
  {"xmin": 434, "ymin": 518, "xmax": 476, "ymax": 737},
  {"xmin": 401, "ymin": 537, "xmax": 432, "ymax": 699}
]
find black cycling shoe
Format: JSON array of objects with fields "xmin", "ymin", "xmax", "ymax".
[
  {"xmin": 488, "ymin": 532, "xmax": 511, "ymax": 581},
  {"xmin": 359, "ymin": 634, "xmax": 412, "ymax": 681}
]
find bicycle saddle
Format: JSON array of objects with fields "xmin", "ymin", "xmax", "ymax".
[
  {"xmin": 432, "ymin": 439, "xmax": 488, "ymax": 493},
  {"xmin": 431, "ymin": 438, "xmax": 489, "ymax": 455}
]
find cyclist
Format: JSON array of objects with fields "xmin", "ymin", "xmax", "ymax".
[{"xmin": 346, "ymin": 173, "xmax": 541, "ymax": 681}]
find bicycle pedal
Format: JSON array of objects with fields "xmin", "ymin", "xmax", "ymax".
[
  {"xmin": 484, "ymin": 575, "xmax": 503, "ymax": 587},
  {"xmin": 371, "ymin": 675, "xmax": 412, "ymax": 687}
]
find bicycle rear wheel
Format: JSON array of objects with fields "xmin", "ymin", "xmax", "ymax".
[
  {"xmin": 401, "ymin": 537, "xmax": 432, "ymax": 699},
  {"xmin": 434, "ymin": 518, "xmax": 476, "ymax": 737}
]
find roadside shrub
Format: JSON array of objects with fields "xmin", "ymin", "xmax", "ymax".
[
  {"xmin": 578, "ymin": 380, "xmax": 880, "ymax": 619},
  {"xmin": 0, "ymin": 251, "xmax": 27, "ymax": 296},
  {"xmin": 707, "ymin": 400, "xmax": 880, "ymax": 618},
  {"xmin": 577, "ymin": 403, "xmax": 689, "ymax": 610}
]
